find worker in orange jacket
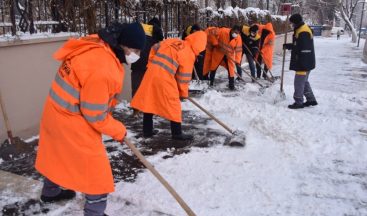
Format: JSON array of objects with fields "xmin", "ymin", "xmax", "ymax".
[
  {"xmin": 35, "ymin": 22, "xmax": 146, "ymax": 216},
  {"xmin": 204, "ymin": 25, "xmax": 242, "ymax": 90},
  {"xmin": 203, "ymin": 26, "xmax": 220, "ymax": 79},
  {"xmin": 131, "ymin": 31, "xmax": 207, "ymax": 145},
  {"xmin": 181, "ymin": 24, "xmax": 206, "ymax": 80},
  {"xmin": 256, "ymin": 22, "xmax": 275, "ymax": 79}
]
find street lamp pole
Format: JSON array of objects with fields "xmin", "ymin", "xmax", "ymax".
[{"xmin": 357, "ymin": 0, "xmax": 366, "ymax": 47}]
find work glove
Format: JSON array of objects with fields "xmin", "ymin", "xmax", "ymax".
[
  {"xmin": 283, "ymin": 43, "xmax": 293, "ymax": 50},
  {"xmin": 180, "ymin": 96, "xmax": 187, "ymax": 102}
]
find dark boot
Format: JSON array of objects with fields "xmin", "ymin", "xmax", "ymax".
[
  {"xmin": 41, "ymin": 189, "xmax": 76, "ymax": 203},
  {"xmin": 170, "ymin": 121, "xmax": 193, "ymax": 141},
  {"xmin": 228, "ymin": 77, "xmax": 235, "ymax": 90},
  {"xmin": 143, "ymin": 113, "xmax": 154, "ymax": 137},
  {"xmin": 303, "ymin": 100, "xmax": 318, "ymax": 107},
  {"xmin": 288, "ymin": 103, "xmax": 304, "ymax": 109},
  {"xmin": 209, "ymin": 71, "xmax": 216, "ymax": 86}
]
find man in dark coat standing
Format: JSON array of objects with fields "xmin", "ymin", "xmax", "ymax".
[{"xmin": 283, "ymin": 14, "xmax": 318, "ymax": 109}]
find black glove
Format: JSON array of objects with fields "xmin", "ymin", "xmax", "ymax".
[{"xmin": 283, "ymin": 43, "xmax": 293, "ymax": 50}]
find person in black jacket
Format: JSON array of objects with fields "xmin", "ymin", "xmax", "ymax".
[
  {"xmin": 241, "ymin": 24, "xmax": 260, "ymax": 81},
  {"xmin": 283, "ymin": 14, "xmax": 318, "ymax": 109},
  {"xmin": 131, "ymin": 18, "xmax": 164, "ymax": 98}
]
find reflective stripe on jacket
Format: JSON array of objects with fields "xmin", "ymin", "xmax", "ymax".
[
  {"xmin": 290, "ymin": 23, "xmax": 316, "ymax": 71},
  {"xmin": 35, "ymin": 35, "xmax": 126, "ymax": 195},
  {"xmin": 131, "ymin": 31, "xmax": 207, "ymax": 122},
  {"xmin": 209, "ymin": 27, "xmax": 242, "ymax": 77}
]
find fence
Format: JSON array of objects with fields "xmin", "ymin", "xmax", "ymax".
[
  {"xmin": 0, "ymin": 0, "xmax": 201, "ymax": 38},
  {"xmin": 0, "ymin": 0, "xmax": 288, "ymax": 38}
]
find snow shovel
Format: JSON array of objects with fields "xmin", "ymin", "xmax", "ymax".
[
  {"xmin": 0, "ymin": 90, "xmax": 14, "ymax": 144},
  {"xmin": 187, "ymin": 97, "xmax": 246, "ymax": 147},
  {"xmin": 0, "ymin": 90, "xmax": 31, "ymax": 154},
  {"xmin": 225, "ymin": 54, "xmax": 268, "ymax": 94},
  {"xmin": 189, "ymin": 66, "xmax": 207, "ymax": 94},
  {"xmin": 274, "ymin": 14, "xmax": 290, "ymax": 104},
  {"xmin": 242, "ymin": 42, "xmax": 276, "ymax": 83},
  {"xmin": 123, "ymin": 138, "xmax": 197, "ymax": 216}
]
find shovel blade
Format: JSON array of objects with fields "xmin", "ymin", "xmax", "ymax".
[
  {"xmin": 226, "ymin": 130, "xmax": 246, "ymax": 147},
  {"xmin": 274, "ymin": 91, "xmax": 286, "ymax": 104}
]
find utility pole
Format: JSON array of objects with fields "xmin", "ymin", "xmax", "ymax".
[
  {"xmin": 267, "ymin": 0, "xmax": 269, "ymax": 10},
  {"xmin": 357, "ymin": 1, "xmax": 366, "ymax": 47}
]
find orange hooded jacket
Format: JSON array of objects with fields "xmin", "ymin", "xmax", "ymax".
[
  {"xmin": 259, "ymin": 23, "xmax": 275, "ymax": 70},
  {"xmin": 35, "ymin": 35, "xmax": 126, "ymax": 195},
  {"xmin": 204, "ymin": 27, "xmax": 242, "ymax": 77},
  {"xmin": 131, "ymin": 31, "xmax": 207, "ymax": 123},
  {"xmin": 203, "ymin": 27, "xmax": 219, "ymax": 76}
]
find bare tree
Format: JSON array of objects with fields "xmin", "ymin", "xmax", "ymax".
[{"xmin": 338, "ymin": 0, "xmax": 358, "ymax": 42}]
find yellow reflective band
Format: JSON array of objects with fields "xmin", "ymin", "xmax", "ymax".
[
  {"xmin": 296, "ymin": 71, "xmax": 307, "ymax": 75},
  {"xmin": 141, "ymin": 23, "xmax": 153, "ymax": 36}
]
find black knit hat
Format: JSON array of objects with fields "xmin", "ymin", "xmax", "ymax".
[
  {"xmin": 231, "ymin": 25, "xmax": 242, "ymax": 32},
  {"xmin": 118, "ymin": 22, "xmax": 146, "ymax": 50},
  {"xmin": 249, "ymin": 25, "xmax": 259, "ymax": 33},
  {"xmin": 289, "ymin": 14, "xmax": 303, "ymax": 25},
  {"xmin": 148, "ymin": 17, "xmax": 161, "ymax": 27},
  {"xmin": 190, "ymin": 24, "xmax": 201, "ymax": 33}
]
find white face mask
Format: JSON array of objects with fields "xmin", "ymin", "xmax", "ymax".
[
  {"xmin": 232, "ymin": 33, "xmax": 238, "ymax": 38},
  {"xmin": 125, "ymin": 52, "xmax": 140, "ymax": 64}
]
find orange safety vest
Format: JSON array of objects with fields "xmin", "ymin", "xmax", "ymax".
[
  {"xmin": 35, "ymin": 35, "xmax": 126, "ymax": 195},
  {"xmin": 260, "ymin": 23, "xmax": 275, "ymax": 70},
  {"xmin": 208, "ymin": 27, "xmax": 242, "ymax": 77},
  {"xmin": 131, "ymin": 31, "xmax": 207, "ymax": 123}
]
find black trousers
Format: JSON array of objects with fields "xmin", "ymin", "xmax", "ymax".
[
  {"xmin": 143, "ymin": 113, "xmax": 182, "ymax": 136},
  {"xmin": 131, "ymin": 69, "xmax": 146, "ymax": 98}
]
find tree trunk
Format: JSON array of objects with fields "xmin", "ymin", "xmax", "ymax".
[{"xmin": 339, "ymin": 3, "xmax": 358, "ymax": 42}]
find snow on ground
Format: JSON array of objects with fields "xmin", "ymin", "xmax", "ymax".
[
  {"xmin": 103, "ymin": 35, "xmax": 367, "ymax": 216},
  {"xmin": 2, "ymin": 35, "xmax": 366, "ymax": 216}
]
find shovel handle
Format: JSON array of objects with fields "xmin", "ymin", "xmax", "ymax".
[
  {"xmin": 223, "ymin": 52, "xmax": 265, "ymax": 88},
  {"xmin": 280, "ymin": 14, "xmax": 290, "ymax": 93},
  {"xmin": 188, "ymin": 97, "xmax": 234, "ymax": 134},
  {"xmin": 0, "ymin": 90, "xmax": 14, "ymax": 142},
  {"xmin": 193, "ymin": 66, "xmax": 200, "ymax": 81},
  {"xmin": 123, "ymin": 138, "xmax": 196, "ymax": 216}
]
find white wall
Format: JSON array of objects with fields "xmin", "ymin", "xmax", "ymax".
[{"xmin": 0, "ymin": 37, "xmax": 131, "ymax": 142}]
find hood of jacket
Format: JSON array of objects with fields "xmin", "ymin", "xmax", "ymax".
[{"xmin": 184, "ymin": 30, "xmax": 207, "ymax": 56}]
